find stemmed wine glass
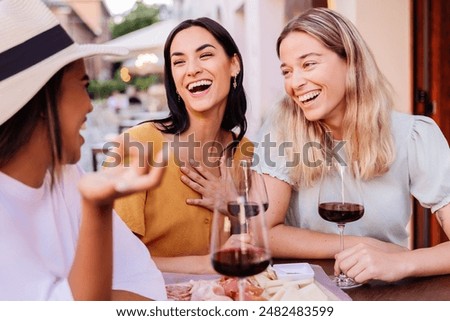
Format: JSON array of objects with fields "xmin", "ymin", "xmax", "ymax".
[
  {"xmin": 210, "ymin": 159, "xmax": 271, "ymax": 300},
  {"xmin": 318, "ymin": 161, "xmax": 364, "ymax": 289}
]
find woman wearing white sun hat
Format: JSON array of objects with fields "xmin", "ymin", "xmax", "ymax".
[{"xmin": 0, "ymin": 0, "xmax": 167, "ymax": 300}]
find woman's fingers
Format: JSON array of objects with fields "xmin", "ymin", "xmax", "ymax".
[
  {"xmin": 115, "ymin": 148, "xmax": 168, "ymax": 193},
  {"xmin": 180, "ymin": 175, "xmax": 206, "ymax": 194},
  {"xmin": 189, "ymin": 159, "xmax": 218, "ymax": 180},
  {"xmin": 334, "ymin": 244, "xmax": 358, "ymax": 275},
  {"xmin": 180, "ymin": 165, "xmax": 208, "ymax": 186},
  {"xmin": 114, "ymin": 163, "xmax": 165, "ymax": 193},
  {"xmin": 223, "ymin": 233, "xmax": 253, "ymax": 249},
  {"xmin": 81, "ymin": 143, "xmax": 168, "ymax": 205}
]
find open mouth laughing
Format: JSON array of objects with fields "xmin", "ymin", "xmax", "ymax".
[
  {"xmin": 298, "ymin": 90, "xmax": 321, "ymax": 104},
  {"xmin": 187, "ymin": 80, "xmax": 212, "ymax": 94}
]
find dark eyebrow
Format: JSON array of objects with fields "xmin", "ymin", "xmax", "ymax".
[
  {"xmin": 171, "ymin": 43, "xmax": 217, "ymax": 58},
  {"xmin": 280, "ymin": 52, "xmax": 322, "ymax": 68},
  {"xmin": 196, "ymin": 43, "xmax": 216, "ymax": 52}
]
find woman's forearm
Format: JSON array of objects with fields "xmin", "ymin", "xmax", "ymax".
[
  {"xmin": 68, "ymin": 200, "xmax": 113, "ymax": 300},
  {"xmin": 402, "ymin": 242, "xmax": 450, "ymax": 278},
  {"xmin": 269, "ymin": 224, "xmax": 341, "ymax": 259},
  {"xmin": 269, "ymin": 223, "xmax": 407, "ymax": 259}
]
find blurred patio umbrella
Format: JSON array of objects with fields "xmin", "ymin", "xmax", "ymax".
[{"xmin": 104, "ymin": 19, "xmax": 180, "ymax": 63}]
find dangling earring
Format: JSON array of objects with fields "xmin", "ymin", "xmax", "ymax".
[{"xmin": 233, "ymin": 75, "xmax": 237, "ymax": 89}]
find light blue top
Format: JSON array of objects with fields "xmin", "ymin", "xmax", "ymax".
[{"xmin": 254, "ymin": 111, "xmax": 450, "ymax": 247}]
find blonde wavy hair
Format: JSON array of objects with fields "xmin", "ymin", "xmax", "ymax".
[{"xmin": 275, "ymin": 8, "xmax": 395, "ymax": 188}]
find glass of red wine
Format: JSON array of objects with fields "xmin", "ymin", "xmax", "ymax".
[
  {"xmin": 210, "ymin": 159, "xmax": 271, "ymax": 300},
  {"xmin": 318, "ymin": 161, "xmax": 364, "ymax": 289}
]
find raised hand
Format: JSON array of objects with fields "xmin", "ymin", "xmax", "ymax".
[{"xmin": 78, "ymin": 138, "xmax": 168, "ymax": 206}]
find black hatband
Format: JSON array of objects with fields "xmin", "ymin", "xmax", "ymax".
[{"xmin": 0, "ymin": 25, "xmax": 74, "ymax": 81}]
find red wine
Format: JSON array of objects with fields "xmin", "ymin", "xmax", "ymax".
[
  {"xmin": 318, "ymin": 202, "xmax": 364, "ymax": 224},
  {"xmin": 227, "ymin": 201, "xmax": 268, "ymax": 217},
  {"xmin": 212, "ymin": 248, "xmax": 271, "ymax": 277}
]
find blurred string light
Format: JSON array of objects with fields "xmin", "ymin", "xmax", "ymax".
[
  {"xmin": 120, "ymin": 67, "xmax": 131, "ymax": 82},
  {"xmin": 135, "ymin": 53, "xmax": 159, "ymax": 68}
]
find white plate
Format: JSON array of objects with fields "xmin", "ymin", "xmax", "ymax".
[{"xmin": 272, "ymin": 263, "xmax": 315, "ymax": 280}]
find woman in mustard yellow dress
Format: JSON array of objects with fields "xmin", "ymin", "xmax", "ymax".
[{"xmin": 111, "ymin": 18, "xmax": 252, "ymax": 274}]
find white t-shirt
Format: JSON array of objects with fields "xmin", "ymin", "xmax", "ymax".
[{"xmin": 0, "ymin": 165, "xmax": 167, "ymax": 300}]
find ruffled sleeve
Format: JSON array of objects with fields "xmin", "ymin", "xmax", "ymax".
[
  {"xmin": 408, "ymin": 116, "xmax": 450, "ymax": 212},
  {"xmin": 253, "ymin": 117, "xmax": 293, "ymax": 185}
]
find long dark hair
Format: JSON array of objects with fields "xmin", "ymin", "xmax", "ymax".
[
  {"xmin": 0, "ymin": 66, "xmax": 67, "ymax": 183},
  {"xmin": 153, "ymin": 17, "xmax": 247, "ymax": 142}
]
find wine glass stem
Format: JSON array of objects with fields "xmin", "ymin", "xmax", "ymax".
[
  {"xmin": 238, "ymin": 277, "xmax": 246, "ymax": 301},
  {"xmin": 337, "ymin": 224, "xmax": 349, "ymax": 281},
  {"xmin": 337, "ymin": 224, "xmax": 345, "ymax": 252}
]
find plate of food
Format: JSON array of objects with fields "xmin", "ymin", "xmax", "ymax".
[
  {"xmin": 164, "ymin": 264, "xmax": 351, "ymax": 301},
  {"xmin": 166, "ymin": 277, "xmax": 266, "ymax": 301}
]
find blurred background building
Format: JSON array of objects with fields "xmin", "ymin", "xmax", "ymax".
[{"xmin": 43, "ymin": 0, "xmax": 114, "ymax": 80}]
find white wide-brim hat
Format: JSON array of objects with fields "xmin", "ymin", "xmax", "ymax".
[{"xmin": 0, "ymin": 0, "xmax": 129, "ymax": 125}]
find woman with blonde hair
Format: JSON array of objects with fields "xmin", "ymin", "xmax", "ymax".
[{"xmin": 255, "ymin": 7, "xmax": 450, "ymax": 283}]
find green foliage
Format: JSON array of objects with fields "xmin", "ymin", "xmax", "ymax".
[
  {"xmin": 88, "ymin": 79, "xmax": 126, "ymax": 99},
  {"xmin": 134, "ymin": 75, "xmax": 159, "ymax": 91},
  {"xmin": 110, "ymin": 3, "xmax": 160, "ymax": 39},
  {"xmin": 88, "ymin": 74, "xmax": 159, "ymax": 99}
]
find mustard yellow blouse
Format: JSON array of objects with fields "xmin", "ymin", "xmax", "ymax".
[{"xmin": 113, "ymin": 122, "xmax": 253, "ymax": 257}]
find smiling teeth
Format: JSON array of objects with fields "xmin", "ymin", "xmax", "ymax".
[
  {"xmin": 188, "ymin": 80, "xmax": 212, "ymax": 91},
  {"xmin": 298, "ymin": 90, "xmax": 321, "ymax": 103}
]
